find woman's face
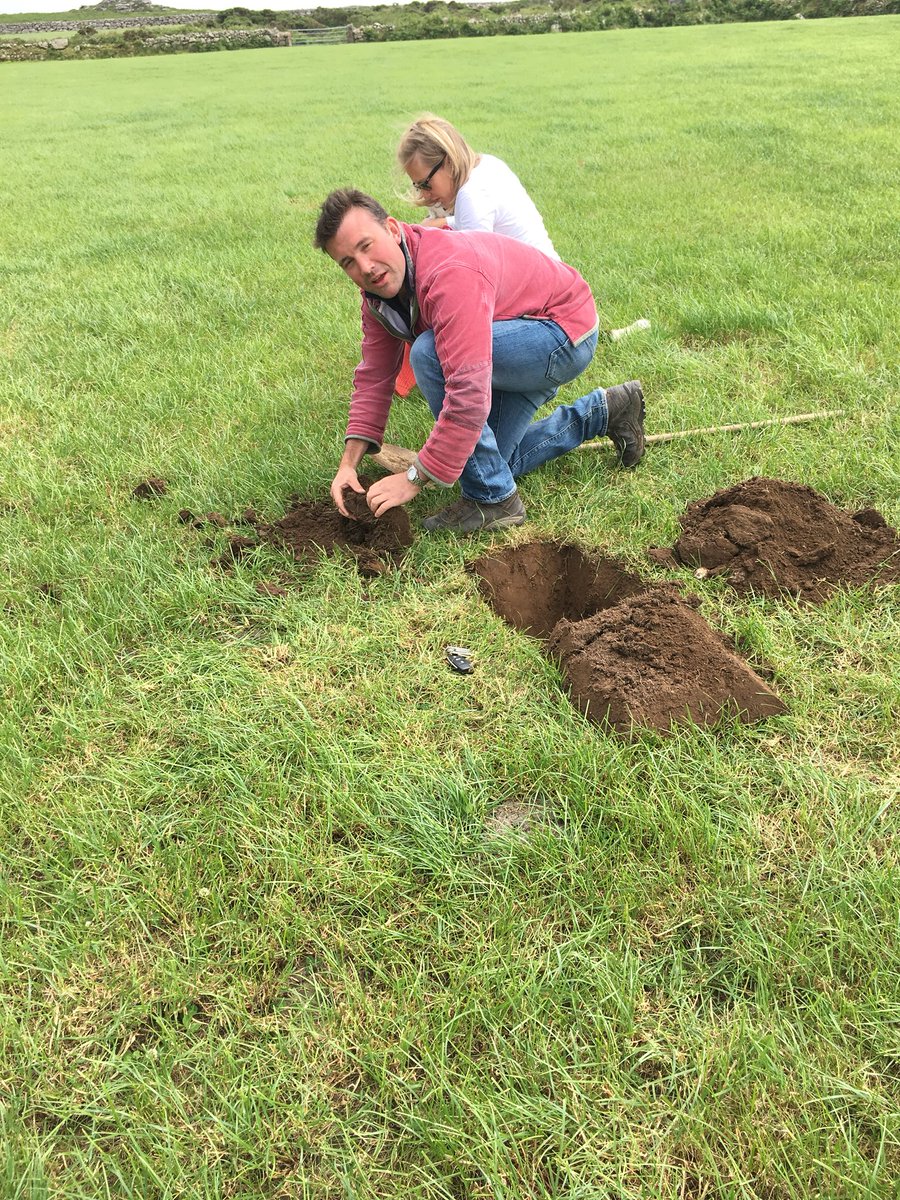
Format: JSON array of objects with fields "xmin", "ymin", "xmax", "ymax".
[{"xmin": 404, "ymin": 154, "xmax": 456, "ymax": 212}]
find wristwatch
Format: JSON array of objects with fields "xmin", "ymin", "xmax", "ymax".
[{"xmin": 406, "ymin": 463, "xmax": 428, "ymax": 488}]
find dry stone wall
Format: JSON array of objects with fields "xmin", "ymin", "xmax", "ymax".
[
  {"xmin": 0, "ymin": 40, "xmax": 48, "ymax": 60},
  {"xmin": 1, "ymin": 9, "xmax": 315, "ymax": 33},
  {"xmin": 0, "ymin": 26, "xmax": 281, "ymax": 61},
  {"xmin": 0, "ymin": 14, "xmax": 210, "ymax": 32}
]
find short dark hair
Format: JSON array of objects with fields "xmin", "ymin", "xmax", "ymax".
[{"xmin": 313, "ymin": 189, "xmax": 389, "ymax": 251}]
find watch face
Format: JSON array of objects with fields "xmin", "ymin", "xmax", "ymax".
[{"xmin": 407, "ymin": 465, "xmax": 418, "ymax": 483}]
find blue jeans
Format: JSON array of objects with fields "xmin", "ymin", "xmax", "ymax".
[{"xmin": 409, "ymin": 319, "xmax": 604, "ymax": 504}]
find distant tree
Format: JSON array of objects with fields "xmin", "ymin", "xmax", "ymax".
[
  {"xmin": 215, "ymin": 7, "xmax": 253, "ymax": 25},
  {"xmin": 309, "ymin": 6, "xmax": 352, "ymax": 21}
]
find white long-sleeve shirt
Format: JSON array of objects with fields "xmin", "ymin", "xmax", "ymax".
[{"xmin": 446, "ymin": 154, "xmax": 559, "ymax": 260}]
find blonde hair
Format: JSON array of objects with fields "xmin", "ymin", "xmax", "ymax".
[{"xmin": 397, "ymin": 114, "xmax": 478, "ymax": 209}]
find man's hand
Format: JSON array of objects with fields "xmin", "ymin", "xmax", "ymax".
[
  {"xmin": 366, "ymin": 472, "xmax": 420, "ymax": 518},
  {"xmin": 332, "ymin": 437, "xmax": 372, "ymax": 515},
  {"xmin": 331, "ymin": 465, "xmax": 366, "ymax": 516}
]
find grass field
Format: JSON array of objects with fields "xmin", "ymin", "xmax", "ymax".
[{"xmin": 2, "ymin": 17, "xmax": 899, "ymax": 1198}]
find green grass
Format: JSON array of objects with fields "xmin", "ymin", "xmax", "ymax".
[{"xmin": 1, "ymin": 17, "xmax": 898, "ymax": 1198}]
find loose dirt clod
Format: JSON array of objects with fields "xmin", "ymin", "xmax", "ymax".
[
  {"xmin": 472, "ymin": 541, "xmax": 785, "ymax": 735},
  {"xmin": 132, "ymin": 477, "xmax": 167, "ymax": 499},
  {"xmin": 668, "ymin": 477, "xmax": 899, "ymax": 601}
]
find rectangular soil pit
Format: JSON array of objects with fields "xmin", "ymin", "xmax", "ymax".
[
  {"xmin": 468, "ymin": 540, "xmax": 648, "ymax": 637},
  {"xmin": 471, "ymin": 542, "xmax": 785, "ymax": 735}
]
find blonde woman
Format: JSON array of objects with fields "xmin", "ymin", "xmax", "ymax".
[
  {"xmin": 397, "ymin": 113, "xmax": 559, "ymax": 259},
  {"xmin": 391, "ymin": 114, "xmax": 559, "ymax": 396}
]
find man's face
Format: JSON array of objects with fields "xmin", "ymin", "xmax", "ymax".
[{"xmin": 326, "ymin": 208, "xmax": 406, "ymax": 299}]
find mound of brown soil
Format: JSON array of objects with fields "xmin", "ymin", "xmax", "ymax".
[
  {"xmin": 667, "ymin": 477, "xmax": 899, "ymax": 601},
  {"xmin": 549, "ymin": 587, "xmax": 785, "ymax": 732},
  {"xmin": 257, "ymin": 485, "xmax": 413, "ymax": 574},
  {"xmin": 207, "ymin": 481, "xmax": 413, "ymax": 575},
  {"xmin": 471, "ymin": 541, "xmax": 784, "ymax": 735}
]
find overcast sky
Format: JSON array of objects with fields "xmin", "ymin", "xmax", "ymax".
[{"xmin": 0, "ymin": 1, "xmax": 403, "ymax": 14}]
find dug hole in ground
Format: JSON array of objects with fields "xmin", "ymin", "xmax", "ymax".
[{"xmin": 165, "ymin": 473, "xmax": 898, "ymax": 736}]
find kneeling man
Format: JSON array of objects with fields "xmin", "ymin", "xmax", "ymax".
[{"xmin": 315, "ymin": 188, "xmax": 645, "ymax": 534}]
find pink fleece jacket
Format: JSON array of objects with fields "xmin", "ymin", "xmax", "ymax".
[{"xmin": 345, "ymin": 223, "xmax": 598, "ymax": 486}]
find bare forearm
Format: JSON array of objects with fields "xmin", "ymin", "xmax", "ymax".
[
  {"xmin": 340, "ymin": 437, "xmax": 370, "ymax": 470},
  {"xmin": 331, "ymin": 439, "xmax": 370, "ymax": 516}
]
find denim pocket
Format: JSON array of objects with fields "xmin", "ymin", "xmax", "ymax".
[{"xmin": 546, "ymin": 328, "xmax": 597, "ymax": 387}]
